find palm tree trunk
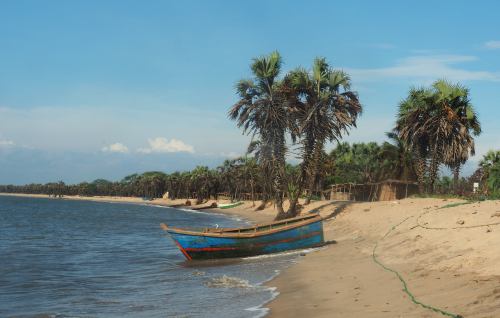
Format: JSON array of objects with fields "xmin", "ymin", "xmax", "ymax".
[
  {"xmin": 250, "ymin": 181, "xmax": 255, "ymax": 207},
  {"xmin": 413, "ymin": 150, "xmax": 427, "ymax": 194},
  {"xmin": 428, "ymin": 149, "xmax": 441, "ymax": 194},
  {"xmin": 256, "ymin": 198, "xmax": 267, "ymax": 211},
  {"xmin": 304, "ymin": 141, "xmax": 323, "ymax": 205},
  {"xmin": 453, "ymin": 164, "xmax": 460, "ymax": 194},
  {"xmin": 273, "ymin": 133, "xmax": 287, "ymax": 219},
  {"xmin": 287, "ymin": 135, "xmax": 315, "ymax": 216}
]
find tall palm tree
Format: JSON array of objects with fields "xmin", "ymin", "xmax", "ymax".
[
  {"xmin": 286, "ymin": 58, "xmax": 362, "ymax": 214},
  {"xmin": 432, "ymin": 81, "xmax": 481, "ymax": 189},
  {"xmin": 427, "ymin": 80, "xmax": 480, "ymax": 191},
  {"xmin": 229, "ymin": 51, "xmax": 290, "ymax": 218},
  {"xmin": 396, "ymin": 87, "xmax": 432, "ymax": 193}
]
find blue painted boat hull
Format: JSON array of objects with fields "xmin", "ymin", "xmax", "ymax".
[{"xmin": 165, "ymin": 217, "xmax": 324, "ymax": 260}]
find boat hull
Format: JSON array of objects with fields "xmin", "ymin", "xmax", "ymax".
[{"xmin": 166, "ymin": 219, "xmax": 324, "ymax": 260}]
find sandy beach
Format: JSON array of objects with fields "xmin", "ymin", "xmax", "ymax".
[{"xmin": 2, "ymin": 193, "xmax": 499, "ymax": 317}]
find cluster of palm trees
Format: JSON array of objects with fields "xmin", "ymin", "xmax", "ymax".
[
  {"xmin": 395, "ymin": 80, "xmax": 481, "ymax": 193},
  {"xmin": 230, "ymin": 52, "xmax": 362, "ymax": 219},
  {"xmin": 0, "ymin": 138, "xmax": 412, "ymax": 203},
  {"xmin": 325, "ymin": 138, "xmax": 416, "ymax": 185}
]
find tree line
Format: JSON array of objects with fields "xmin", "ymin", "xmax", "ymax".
[{"xmin": 1, "ymin": 146, "xmax": 498, "ymax": 204}]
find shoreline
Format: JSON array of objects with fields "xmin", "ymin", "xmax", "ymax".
[
  {"xmin": 2, "ymin": 193, "xmax": 500, "ymax": 317},
  {"xmin": 0, "ymin": 193, "xmax": 276, "ymax": 224}
]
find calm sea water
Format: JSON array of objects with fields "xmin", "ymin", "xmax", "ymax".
[{"xmin": 0, "ymin": 196, "xmax": 302, "ymax": 318}]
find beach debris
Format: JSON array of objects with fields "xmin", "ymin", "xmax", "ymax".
[
  {"xmin": 456, "ymin": 220, "xmax": 465, "ymax": 225},
  {"xmin": 204, "ymin": 275, "xmax": 251, "ymax": 289},
  {"xmin": 472, "ymin": 211, "xmax": 478, "ymax": 214},
  {"xmin": 185, "ymin": 200, "xmax": 191, "ymax": 206},
  {"xmin": 486, "ymin": 228, "xmax": 492, "ymax": 233},
  {"xmin": 300, "ymin": 253, "xmax": 306, "ymax": 256},
  {"xmin": 491, "ymin": 211, "xmax": 500, "ymax": 218}
]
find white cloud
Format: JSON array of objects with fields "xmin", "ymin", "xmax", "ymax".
[
  {"xmin": 347, "ymin": 55, "xmax": 500, "ymax": 82},
  {"xmin": 101, "ymin": 142, "xmax": 129, "ymax": 153},
  {"xmin": 220, "ymin": 151, "xmax": 241, "ymax": 159},
  {"xmin": 0, "ymin": 139, "xmax": 15, "ymax": 147},
  {"xmin": 137, "ymin": 137, "xmax": 194, "ymax": 154},
  {"xmin": 485, "ymin": 40, "xmax": 500, "ymax": 49}
]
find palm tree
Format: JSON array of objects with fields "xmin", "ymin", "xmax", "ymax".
[
  {"xmin": 380, "ymin": 131, "xmax": 416, "ymax": 181},
  {"xmin": 479, "ymin": 150, "xmax": 500, "ymax": 192},
  {"xmin": 396, "ymin": 80, "xmax": 480, "ymax": 193},
  {"xmin": 480, "ymin": 150, "xmax": 500, "ymax": 172},
  {"xmin": 429, "ymin": 80, "xmax": 480, "ymax": 191},
  {"xmin": 396, "ymin": 87, "xmax": 432, "ymax": 193},
  {"xmin": 229, "ymin": 51, "xmax": 290, "ymax": 218},
  {"xmin": 246, "ymin": 139, "xmax": 274, "ymax": 209},
  {"xmin": 286, "ymin": 58, "xmax": 362, "ymax": 214}
]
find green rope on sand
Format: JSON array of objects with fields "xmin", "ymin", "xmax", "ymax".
[{"xmin": 372, "ymin": 216, "xmax": 463, "ymax": 318}]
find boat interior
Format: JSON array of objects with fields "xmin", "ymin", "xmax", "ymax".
[{"xmin": 203, "ymin": 213, "xmax": 321, "ymax": 234}]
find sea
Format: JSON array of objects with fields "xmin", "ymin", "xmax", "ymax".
[{"xmin": 0, "ymin": 195, "xmax": 309, "ymax": 318}]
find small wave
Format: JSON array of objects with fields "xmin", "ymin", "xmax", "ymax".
[
  {"xmin": 204, "ymin": 275, "xmax": 252, "ymax": 288},
  {"xmin": 242, "ymin": 246, "xmax": 325, "ymax": 261},
  {"xmin": 242, "ymin": 247, "xmax": 326, "ymax": 317},
  {"xmin": 245, "ymin": 305, "xmax": 269, "ymax": 318},
  {"xmin": 245, "ymin": 286, "xmax": 279, "ymax": 318},
  {"xmin": 12, "ymin": 314, "xmax": 82, "ymax": 318}
]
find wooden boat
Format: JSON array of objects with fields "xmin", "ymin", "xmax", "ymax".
[{"xmin": 160, "ymin": 213, "xmax": 324, "ymax": 260}]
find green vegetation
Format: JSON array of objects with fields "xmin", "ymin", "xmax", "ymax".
[
  {"xmin": 438, "ymin": 201, "xmax": 473, "ymax": 209},
  {"xmin": 480, "ymin": 150, "xmax": 500, "ymax": 197},
  {"xmin": 395, "ymin": 80, "xmax": 481, "ymax": 194},
  {"xmin": 230, "ymin": 53, "xmax": 363, "ymax": 219}
]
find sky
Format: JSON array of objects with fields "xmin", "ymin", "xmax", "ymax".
[{"xmin": 1, "ymin": 0, "xmax": 499, "ymax": 184}]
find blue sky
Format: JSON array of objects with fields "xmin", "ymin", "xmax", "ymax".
[{"xmin": 1, "ymin": 0, "xmax": 499, "ymax": 184}]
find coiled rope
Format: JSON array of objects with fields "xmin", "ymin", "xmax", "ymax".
[{"xmin": 372, "ymin": 216, "xmax": 463, "ymax": 318}]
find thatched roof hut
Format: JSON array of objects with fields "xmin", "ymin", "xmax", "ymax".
[{"xmin": 327, "ymin": 179, "xmax": 419, "ymax": 202}]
